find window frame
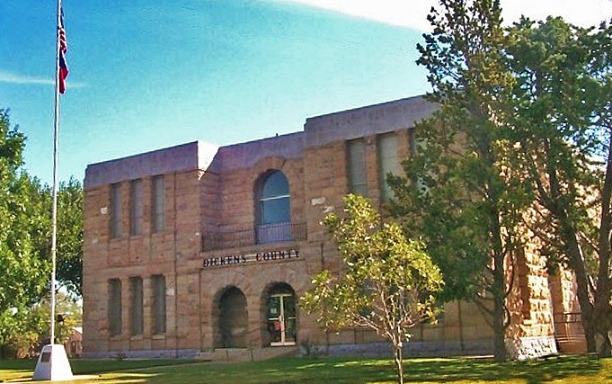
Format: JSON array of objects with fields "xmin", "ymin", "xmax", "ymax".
[
  {"xmin": 108, "ymin": 279, "xmax": 122, "ymax": 337},
  {"xmin": 130, "ymin": 179, "xmax": 143, "ymax": 236},
  {"xmin": 129, "ymin": 276, "xmax": 144, "ymax": 337},
  {"xmin": 151, "ymin": 274, "xmax": 167, "ymax": 335},
  {"xmin": 110, "ymin": 183, "xmax": 122, "ymax": 238},
  {"xmin": 347, "ymin": 139, "xmax": 367, "ymax": 196},
  {"xmin": 151, "ymin": 175, "xmax": 165, "ymax": 233},
  {"xmin": 377, "ymin": 133, "xmax": 400, "ymax": 202}
]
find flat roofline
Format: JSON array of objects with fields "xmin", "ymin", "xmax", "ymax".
[
  {"xmin": 305, "ymin": 95, "xmax": 428, "ymax": 123},
  {"xmin": 85, "ymin": 141, "xmax": 218, "ymax": 189}
]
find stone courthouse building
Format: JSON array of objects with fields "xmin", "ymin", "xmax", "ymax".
[{"xmin": 82, "ymin": 96, "xmax": 585, "ymax": 360}]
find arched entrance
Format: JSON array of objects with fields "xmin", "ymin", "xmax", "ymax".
[
  {"xmin": 265, "ymin": 283, "xmax": 296, "ymax": 346},
  {"xmin": 217, "ymin": 286, "xmax": 248, "ymax": 348}
]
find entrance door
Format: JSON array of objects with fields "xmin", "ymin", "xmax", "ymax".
[
  {"xmin": 267, "ymin": 293, "xmax": 296, "ymax": 346},
  {"xmin": 218, "ymin": 287, "xmax": 248, "ymax": 348}
]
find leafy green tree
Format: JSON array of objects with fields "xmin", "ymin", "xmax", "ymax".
[
  {"xmin": 302, "ymin": 194, "xmax": 443, "ymax": 384},
  {"xmin": 0, "ymin": 109, "xmax": 52, "ymax": 355},
  {"xmin": 55, "ymin": 178, "xmax": 84, "ymax": 297},
  {"xmin": 24, "ymin": 177, "xmax": 83, "ymax": 298},
  {"xmin": 0, "ymin": 291, "xmax": 81, "ymax": 358},
  {"xmin": 505, "ymin": 17, "xmax": 612, "ymax": 356},
  {"xmin": 390, "ymin": 0, "xmax": 523, "ymax": 361},
  {"xmin": 0, "ymin": 109, "xmax": 50, "ymax": 321}
]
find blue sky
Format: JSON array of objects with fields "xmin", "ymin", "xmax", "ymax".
[{"xmin": 1, "ymin": 0, "xmax": 610, "ymax": 185}]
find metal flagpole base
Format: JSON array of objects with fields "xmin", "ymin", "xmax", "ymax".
[{"xmin": 33, "ymin": 344, "xmax": 74, "ymax": 381}]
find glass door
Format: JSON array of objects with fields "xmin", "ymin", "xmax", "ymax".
[{"xmin": 267, "ymin": 293, "xmax": 296, "ymax": 346}]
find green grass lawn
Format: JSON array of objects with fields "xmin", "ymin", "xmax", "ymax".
[{"xmin": 0, "ymin": 355, "xmax": 610, "ymax": 383}]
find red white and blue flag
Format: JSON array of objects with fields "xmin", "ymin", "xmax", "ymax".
[{"xmin": 58, "ymin": 7, "xmax": 68, "ymax": 94}]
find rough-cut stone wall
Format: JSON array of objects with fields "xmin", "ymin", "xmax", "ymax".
[
  {"xmin": 505, "ymin": 221, "xmax": 558, "ymax": 360},
  {"xmin": 83, "ymin": 96, "xmax": 585, "ymax": 359},
  {"xmin": 549, "ymin": 268, "xmax": 587, "ymax": 353},
  {"xmin": 83, "ymin": 168, "xmax": 204, "ymax": 358}
]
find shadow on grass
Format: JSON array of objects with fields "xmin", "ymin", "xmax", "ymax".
[
  {"xmin": 397, "ymin": 356, "xmax": 602, "ymax": 384},
  {"xmin": 0, "ymin": 355, "xmax": 606, "ymax": 384},
  {"xmin": 289, "ymin": 355, "xmax": 604, "ymax": 384},
  {"xmin": 132, "ymin": 355, "xmax": 605, "ymax": 384}
]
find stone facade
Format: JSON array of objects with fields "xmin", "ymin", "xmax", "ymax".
[{"xmin": 82, "ymin": 95, "xmax": 582, "ymax": 359}]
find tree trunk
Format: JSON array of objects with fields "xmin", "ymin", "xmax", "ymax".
[
  {"xmin": 562, "ymin": 224, "xmax": 597, "ymax": 352},
  {"xmin": 493, "ymin": 253, "xmax": 507, "ymax": 361},
  {"xmin": 592, "ymin": 288, "xmax": 612, "ymax": 357},
  {"xmin": 593, "ymin": 136, "xmax": 612, "ymax": 357},
  {"xmin": 490, "ymin": 202, "xmax": 507, "ymax": 361},
  {"xmin": 394, "ymin": 342, "xmax": 404, "ymax": 384}
]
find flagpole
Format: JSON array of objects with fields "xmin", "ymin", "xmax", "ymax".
[
  {"xmin": 33, "ymin": 2, "xmax": 72, "ymax": 379},
  {"xmin": 49, "ymin": 0, "xmax": 63, "ymax": 349}
]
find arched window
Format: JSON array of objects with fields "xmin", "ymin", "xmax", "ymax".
[{"xmin": 257, "ymin": 171, "xmax": 291, "ymax": 243}]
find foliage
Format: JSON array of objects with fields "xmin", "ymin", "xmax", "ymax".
[
  {"xmin": 504, "ymin": 16, "xmax": 612, "ymax": 356},
  {"xmin": 389, "ymin": 0, "xmax": 523, "ymax": 361},
  {"xmin": 0, "ymin": 109, "xmax": 51, "ymax": 333},
  {"xmin": 0, "ymin": 109, "xmax": 84, "ymax": 356},
  {"xmin": 0, "ymin": 286, "xmax": 81, "ymax": 359},
  {"xmin": 0, "ymin": 355, "xmax": 608, "ymax": 384},
  {"xmin": 56, "ymin": 178, "xmax": 84, "ymax": 297},
  {"xmin": 302, "ymin": 194, "xmax": 443, "ymax": 384}
]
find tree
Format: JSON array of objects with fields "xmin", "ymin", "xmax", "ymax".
[
  {"xmin": 301, "ymin": 194, "xmax": 443, "ymax": 384},
  {"xmin": 55, "ymin": 178, "xmax": 84, "ymax": 297},
  {"xmin": 505, "ymin": 17, "xmax": 612, "ymax": 356},
  {"xmin": 0, "ymin": 291, "xmax": 81, "ymax": 358},
  {"xmin": 0, "ymin": 109, "xmax": 50, "ymax": 321},
  {"xmin": 389, "ymin": 0, "xmax": 524, "ymax": 361},
  {"xmin": 0, "ymin": 109, "xmax": 84, "ymax": 355},
  {"xmin": 26, "ymin": 178, "xmax": 83, "ymax": 298}
]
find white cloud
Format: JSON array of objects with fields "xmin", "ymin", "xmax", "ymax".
[
  {"xmin": 0, "ymin": 70, "xmax": 85, "ymax": 89},
  {"xmin": 282, "ymin": 0, "xmax": 612, "ymax": 30},
  {"xmin": 0, "ymin": 70, "xmax": 54, "ymax": 86}
]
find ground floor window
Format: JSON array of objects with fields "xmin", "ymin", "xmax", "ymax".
[
  {"xmin": 108, "ymin": 279, "xmax": 122, "ymax": 337},
  {"xmin": 130, "ymin": 277, "xmax": 143, "ymax": 336},
  {"xmin": 151, "ymin": 274, "xmax": 166, "ymax": 334}
]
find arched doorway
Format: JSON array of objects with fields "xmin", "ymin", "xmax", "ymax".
[
  {"xmin": 218, "ymin": 287, "xmax": 248, "ymax": 348},
  {"xmin": 265, "ymin": 283, "xmax": 296, "ymax": 346}
]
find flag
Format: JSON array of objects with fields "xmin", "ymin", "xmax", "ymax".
[{"xmin": 58, "ymin": 7, "xmax": 69, "ymax": 94}]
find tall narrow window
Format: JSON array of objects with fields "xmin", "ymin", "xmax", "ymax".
[
  {"xmin": 129, "ymin": 277, "xmax": 143, "ymax": 336},
  {"xmin": 108, "ymin": 279, "xmax": 122, "ymax": 337},
  {"xmin": 130, "ymin": 179, "xmax": 143, "ymax": 236},
  {"xmin": 110, "ymin": 183, "xmax": 122, "ymax": 238},
  {"xmin": 151, "ymin": 175, "xmax": 165, "ymax": 233},
  {"xmin": 151, "ymin": 274, "xmax": 166, "ymax": 334},
  {"xmin": 377, "ymin": 133, "xmax": 400, "ymax": 202},
  {"xmin": 408, "ymin": 128, "xmax": 427, "ymax": 192},
  {"xmin": 408, "ymin": 127, "xmax": 417, "ymax": 156},
  {"xmin": 257, "ymin": 171, "xmax": 291, "ymax": 244},
  {"xmin": 347, "ymin": 139, "xmax": 367, "ymax": 195}
]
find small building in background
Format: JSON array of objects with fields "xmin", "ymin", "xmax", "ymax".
[{"xmin": 66, "ymin": 327, "xmax": 82, "ymax": 358}]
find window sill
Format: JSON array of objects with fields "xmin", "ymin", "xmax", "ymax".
[{"xmin": 152, "ymin": 334, "xmax": 166, "ymax": 340}]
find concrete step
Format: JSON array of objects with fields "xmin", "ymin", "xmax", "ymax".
[{"xmin": 195, "ymin": 346, "xmax": 299, "ymax": 363}]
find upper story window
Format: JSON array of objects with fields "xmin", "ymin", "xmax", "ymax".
[
  {"xmin": 130, "ymin": 179, "xmax": 143, "ymax": 236},
  {"xmin": 347, "ymin": 139, "xmax": 367, "ymax": 196},
  {"xmin": 110, "ymin": 183, "xmax": 122, "ymax": 238},
  {"xmin": 151, "ymin": 175, "xmax": 165, "ymax": 233},
  {"xmin": 257, "ymin": 170, "xmax": 291, "ymax": 244},
  {"xmin": 408, "ymin": 127, "xmax": 418, "ymax": 156},
  {"xmin": 377, "ymin": 133, "xmax": 400, "ymax": 202}
]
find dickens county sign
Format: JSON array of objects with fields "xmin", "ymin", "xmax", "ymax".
[{"xmin": 202, "ymin": 248, "xmax": 300, "ymax": 268}]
